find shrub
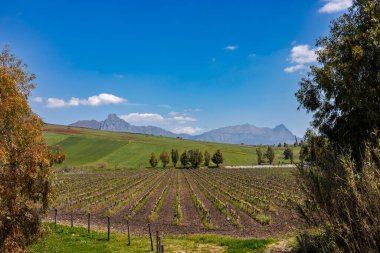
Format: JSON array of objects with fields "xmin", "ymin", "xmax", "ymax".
[{"xmin": 296, "ymin": 143, "xmax": 380, "ymax": 252}]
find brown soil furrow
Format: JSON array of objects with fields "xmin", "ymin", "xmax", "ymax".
[
  {"xmin": 178, "ymin": 170, "xmax": 203, "ymax": 228},
  {"xmin": 131, "ymin": 170, "xmax": 171, "ymax": 224},
  {"xmin": 184, "ymin": 170, "xmax": 235, "ymax": 232},
  {"xmin": 156, "ymin": 170, "xmax": 176, "ymax": 225}
]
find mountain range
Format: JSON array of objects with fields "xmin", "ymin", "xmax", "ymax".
[{"xmin": 69, "ymin": 113, "xmax": 298, "ymax": 145}]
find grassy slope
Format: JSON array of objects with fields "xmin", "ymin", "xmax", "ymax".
[
  {"xmin": 44, "ymin": 124, "xmax": 300, "ymax": 169},
  {"xmin": 30, "ymin": 224, "xmax": 274, "ymax": 253}
]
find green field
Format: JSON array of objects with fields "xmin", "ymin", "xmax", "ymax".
[
  {"xmin": 44, "ymin": 124, "xmax": 300, "ymax": 169},
  {"xmin": 30, "ymin": 224, "xmax": 275, "ymax": 253}
]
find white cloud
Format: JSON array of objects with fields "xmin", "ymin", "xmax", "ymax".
[
  {"xmin": 119, "ymin": 113, "xmax": 165, "ymax": 123},
  {"xmin": 32, "ymin": 97, "xmax": 43, "ymax": 103},
  {"xmin": 45, "ymin": 93, "xmax": 126, "ymax": 108},
  {"xmin": 173, "ymin": 116, "xmax": 197, "ymax": 124},
  {"xmin": 284, "ymin": 64, "xmax": 305, "ymax": 73},
  {"xmin": 172, "ymin": 126, "xmax": 204, "ymax": 135},
  {"xmin": 284, "ymin": 44, "xmax": 318, "ymax": 73},
  {"xmin": 224, "ymin": 45, "xmax": 238, "ymax": 51},
  {"xmin": 319, "ymin": 0, "xmax": 352, "ymax": 13},
  {"xmin": 168, "ymin": 111, "xmax": 179, "ymax": 116},
  {"xmin": 119, "ymin": 112, "xmax": 197, "ymax": 125},
  {"xmin": 46, "ymin": 98, "xmax": 66, "ymax": 108},
  {"xmin": 289, "ymin": 45, "xmax": 317, "ymax": 64}
]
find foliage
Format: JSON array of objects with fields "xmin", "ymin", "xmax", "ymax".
[
  {"xmin": 204, "ymin": 150, "xmax": 211, "ymax": 167},
  {"xmin": 284, "ymin": 148, "xmax": 294, "ymax": 164},
  {"xmin": 296, "ymin": 142, "xmax": 380, "ymax": 252},
  {"xmin": 299, "ymin": 145, "xmax": 309, "ymax": 163},
  {"xmin": 180, "ymin": 151, "xmax": 189, "ymax": 168},
  {"xmin": 149, "ymin": 152, "xmax": 158, "ymax": 168},
  {"xmin": 265, "ymin": 147, "xmax": 275, "ymax": 165},
  {"xmin": 171, "ymin": 149, "xmax": 179, "ymax": 168},
  {"xmin": 189, "ymin": 149, "xmax": 204, "ymax": 168},
  {"xmin": 295, "ymin": 0, "xmax": 380, "ymax": 163},
  {"xmin": 256, "ymin": 148, "xmax": 263, "ymax": 165},
  {"xmin": 0, "ymin": 47, "xmax": 54, "ymax": 252},
  {"xmin": 159, "ymin": 151, "xmax": 170, "ymax": 168},
  {"xmin": 51, "ymin": 145, "xmax": 66, "ymax": 164},
  {"xmin": 211, "ymin": 150, "xmax": 224, "ymax": 167}
]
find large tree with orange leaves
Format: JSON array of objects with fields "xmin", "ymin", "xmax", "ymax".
[{"xmin": 0, "ymin": 47, "xmax": 54, "ymax": 252}]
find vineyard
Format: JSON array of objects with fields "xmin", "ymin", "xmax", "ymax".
[{"xmin": 51, "ymin": 167, "xmax": 303, "ymax": 237}]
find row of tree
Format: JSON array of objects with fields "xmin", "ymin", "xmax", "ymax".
[
  {"xmin": 149, "ymin": 149, "xmax": 224, "ymax": 168},
  {"xmin": 256, "ymin": 146, "xmax": 294, "ymax": 164}
]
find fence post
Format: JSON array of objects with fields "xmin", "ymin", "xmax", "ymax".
[
  {"xmin": 156, "ymin": 231, "xmax": 159, "ymax": 253},
  {"xmin": 161, "ymin": 245, "xmax": 165, "ymax": 253},
  {"xmin": 148, "ymin": 223, "xmax": 153, "ymax": 251},
  {"xmin": 54, "ymin": 209, "xmax": 57, "ymax": 224},
  {"xmin": 127, "ymin": 220, "xmax": 131, "ymax": 246},
  {"xmin": 107, "ymin": 216, "xmax": 110, "ymax": 241},
  {"xmin": 87, "ymin": 213, "xmax": 91, "ymax": 234},
  {"xmin": 70, "ymin": 212, "xmax": 73, "ymax": 227}
]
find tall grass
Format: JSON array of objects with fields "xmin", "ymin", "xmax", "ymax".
[{"xmin": 296, "ymin": 143, "xmax": 380, "ymax": 252}]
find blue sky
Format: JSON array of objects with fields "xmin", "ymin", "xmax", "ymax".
[{"xmin": 0, "ymin": 0, "xmax": 352, "ymax": 136}]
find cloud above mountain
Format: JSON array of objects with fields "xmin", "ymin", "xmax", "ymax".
[
  {"xmin": 43, "ymin": 93, "xmax": 126, "ymax": 108},
  {"xmin": 284, "ymin": 44, "xmax": 318, "ymax": 73}
]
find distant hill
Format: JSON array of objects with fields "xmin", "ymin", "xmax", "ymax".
[
  {"xmin": 70, "ymin": 113, "xmax": 186, "ymax": 138},
  {"xmin": 193, "ymin": 123, "xmax": 297, "ymax": 145},
  {"xmin": 70, "ymin": 114, "xmax": 298, "ymax": 145}
]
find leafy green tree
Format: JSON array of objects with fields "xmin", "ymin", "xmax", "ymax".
[
  {"xmin": 211, "ymin": 150, "xmax": 224, "ymax": 167},
  {"xmin": 256, "ymin": 148, "xmax": 263, "ymax": 165},
  {"xmin": 189, "ymin": 149, "xmax": 204, "ymax": 168},
  {"xmin": 160, "ymin": 151, "xmax": 170, "ymax": 168},
  {"xmin": 0, "ymin": 47, "xmax": 54, "ymax": 252},
  {"xmin": 277, "ymin": 143, "xmax": 282, "ymax": 147},
  {"xmin": 180, "ymin": 151, "xmax": 189, "ymax": 168},
  {"xmin": 149, "ymin": 152, "xmax": 158, "ymax": 168},
  {"xmin": 265, "ymin": 146, "xmax": 275, "ymax": 165},
  {"xmin": 295, "ymin": 0, "xmax": 380, "ymax": 163},
  {"xmin": 289, "ymin": 149, "xmax": 294, "ymax": 164},
  {"xmin": 283, "ymin": 148, "xmax": 291, "ymax": 160},
  {"xmin": 204, "ymin": 150, "xmax": 211, "ymax": 167},
  {"xmin": 295, "ymin": 2, "xmax": 380, "ymax": 251},
  {"xmin": 171, "ymin": 149, "xmax": 179, "ymax": 168},
  {"xmin": 299, "ymin": 145, "xmax": 309, "ymax": 163}
]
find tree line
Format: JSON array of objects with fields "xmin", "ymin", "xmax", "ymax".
[
  {"xmin": 255, "ymin": 146, "xmax": 294, "ymax": 165},
  {"xmin": 149, "ymin": 149, "xmax": 224, "ymax": 168}
]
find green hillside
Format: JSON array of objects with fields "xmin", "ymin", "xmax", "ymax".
[{"xmin": 44, "ymin": 124, "xmax": 300, "ymax": 169}]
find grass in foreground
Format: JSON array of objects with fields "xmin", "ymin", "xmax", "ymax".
[{"xmin": 30, "ymin": 224, "xmax": 274, "ymax": 253}]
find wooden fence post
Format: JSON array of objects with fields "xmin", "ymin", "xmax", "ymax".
[
  {"xmin": 54, "ymin": 209, "xmax": 57, "ymax": 224},
  {"xmin": 107, "ymin": 216, "xmax": 110, "ymax": 241},
  {"xmin": 160, "ymin": 245, "xmax": 165, "ymax": 253},
  {"xmin": 87, "ymin": 213, "xmax": 91, "ymax": 234},
  {"xmin": 127, "ymin": 220, "xmax": 131, "ymax": 246},
  {"xmin": 148, "ymin": 223, "xmax": 153, "ymax": 251},
  {"xmin": 156, "ymin": 231, "xmax": 159, "ymax": 253}
]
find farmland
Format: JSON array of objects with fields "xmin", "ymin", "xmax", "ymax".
[
  {"xmin": 50, "ymin": 167, "xmax": 303, "ymax": 238},
  {"xmin": 44, "ymin": 124, "xmax": 301, "ymax": 169}
]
